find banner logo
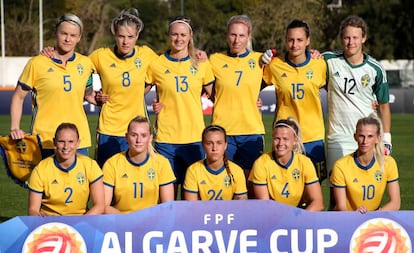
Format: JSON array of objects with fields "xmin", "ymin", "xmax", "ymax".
[
  {"xmin": 350, "ymin": 218, "xmax": 411, "ymax": 253},
  {"xmin": 22, "ymin": 222, "xmax": 87, "ymax": 253}
]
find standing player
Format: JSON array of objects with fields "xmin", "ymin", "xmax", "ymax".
[
  {"xmin": 183, "ymin": 125, "xmax": 248, "ymax": 200},
  {"xmin": 102, "ymin": 116, "xmax": 175, "ymax": 213},
  {"xmin": 263, "ymin": 19, "xmax": 327, "ymax": 181},
  {"xmin": 146, "ymin": 16, "xmax": 215, "ymax": 199},
  {"xmin": 10, "ymin": 14, "xmax": 96, "ymax": 158},
  {"xmin": 209, "ymin": 15, "xmax": 265, "ymax": 186},
  {"xmin": 27, "ymin": 123, "xmax": 104, "ymax": 216},
  {"xmin": 324, "ymin": 15, "xmax": 392, "ymax": 209},
  {"xmin": 90, "ymin": 8, "xmax": 158, "ymax": 167},
  {"xmin": 248, "ymin": 118, "xmax": 324, "ymax": 211},
  {"xmin": 330, "ymin": 114, "xmax": 400, "ymax": 213}
]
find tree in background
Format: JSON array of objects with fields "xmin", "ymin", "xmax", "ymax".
[{"xmin": 1, "ymin": 0, "xmax": 414, "ymax": 59}]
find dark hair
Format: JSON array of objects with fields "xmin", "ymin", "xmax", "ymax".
[
  {"xmin": 202, "ymin": 125, "xmax": 234, "ymax": 183},
  {"xmin": 111, "ymin": 8, "xmax": 144, "ymax": 35},
  {"xmin": 286, "ymin": 19, "xmax": 310, "ymax": 38},
  {"xmin": 339, "ymin": 15, "xmax": 368, "ymax": 39},
  {"xmin": 54, "ymin": 122, "xmax": 79, "ymax": 140}
]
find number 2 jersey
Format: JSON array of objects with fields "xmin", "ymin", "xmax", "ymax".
[
  {"xmin": 28, "ymin": 154, "xmax": 103, "ymax": 215},
  {"xmin": 323, "ymin": 51, "xmax": 389, "ymax": 149}
]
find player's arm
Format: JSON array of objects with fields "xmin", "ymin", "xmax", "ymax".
[
  {"xmin": 332, "ymin": 186, "xmax": 348, "ymax": 211},
  {"xmin": 203, "ymin": 83, "xmax": 214, "ymax": 99},
  {"xmin": 103, "ymin": 184, "xmax": 122, "ymax": 214},
  {"xmin": 379, "ymin": 181, "xmax": 401, "ymax": 211},
  {"xmin": 85, "ymin": 178, "xmax": 105, "ymax": 215},
  {"xmin": 84, "ymin": 82, "xmax": 98, "ymax": 105},
  {"xmin": 233, "ymin": 193, "xmax": 248, "ymax": 200},
  {"xmin": 28, "ymin": 191, "xmax": 43, "ymax": 216},
  {"xmin": 159, "ymin": 183, "xmax": 175, "ymax": 203},
  {"xmin": 10, "ymin": 84, "xmax": 29, "ymax": 140},
  {"xmin": 378, "ymin": 102, "xmax": 391, "ymax": 133},
  {"xmin": 304, "ymin": 182, "xmax": 324, "ymax": 211},
  {"xmin": 183, "ymin": 190, "xmax": 199, "ymax": 200},
  {"xmin": 252, "ymin": 184, "xmax": 270, "ymax": 200}
]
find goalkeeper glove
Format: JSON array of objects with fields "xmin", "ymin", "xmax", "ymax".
[
  {"xmin": 260, "ymin": 49, "xmax": 277, "ymax": 65},
  {"xmin": 383, "ymin": 132, "xmax": 392, "ymax": 155}
]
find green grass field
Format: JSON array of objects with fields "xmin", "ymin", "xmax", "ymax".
[{"xmin": 0, "ymin": 114, "xmax": 414, "ymax": 221}]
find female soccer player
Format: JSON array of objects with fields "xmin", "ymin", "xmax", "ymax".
[
  {"xmin": 248, "ymin": 118, "xmax": 324, "ymax": 211},
  {"xmin": 209, "ymin": 15, "xmax": 265, "ymax": 182},
  {"xmin": 102, "ymin": 116, "xmax": 176, "ymax": 214},
  {"xmin": 91, "ymin": 8, "xmax": 158, "ymax": 167},
  {"xmin": 10, "ymin": 14, "xmax": 97, "ymax": 158},
  {"xmin": 330, "ymin": 114, "xmax": 400, "ymax": 213},
  {"xmin": 27, "ymin": 123, "xmax": 104, "ymax": 216},
  {"xmin": 183, "ymin": 125, "xmax": 248, "ymax": 200},
  {"xmin": 146, "ymin": 16, "xmax": 215, "ymax": 199},
  {"xmin": 324, "ymin": 15, "xmax": 392, "ymax": 210},
  {"xmin": 263, "ymin": 19, "xmax": 327, "ymax": 181}
]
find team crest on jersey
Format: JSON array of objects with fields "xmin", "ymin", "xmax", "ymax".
[
  {"xmin": 77, "ymin": 64, "xmax": 84, "ymax": 75},
  {"xmin": 248, "ymin": 59, "xmax": 256, "ymax": 69},
  {"xmin": 292, "ymin": 168, "xmax": 300, "ymax": 180},
  {"xmin": 15, "ymin": 140, "xmax": 27, "ymax": 153},
  {"xmin": 147, "ymin": 168, "xmax": 156, "ymax": 180},
  {"xmin": 190, "ymin": 66, "xmax": 198, "ymax": 76},
  {"xmin": 224, "ymin": 175, "xmax": 232, "ymax": 188},
  {"xmin": 134, "ymin": 58, "xmax": 142, "ymax": 69},
  {"xmin": 76, "ymin": 172, "xmax": 86, "ymax": 185},
  {"xmin": 361, "ymin": 74, "xmax": 371, "ymax": 87},
  {"xmin": 306, "ymin": 69, "xmax": 314, "ymax": 80},
  {"xmin": 374, "ymin": 170, "xmax": 383, "ymax": 182}
]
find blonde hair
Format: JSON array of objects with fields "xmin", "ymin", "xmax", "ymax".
[
  {"xmin": 273, "ymin": 117, "xmax": 305, "ymax": 154},
  {"xmin": 56, "ymin": 13, "xmax": 83, "ymax": 35},
  {"xmin": 127, "ymin": 115, "xmax": 155, "ymax": 157},
  {"xmin": 355, "ymin": 114, "xmax": 384, "ymax": 170},
  {"xmin": 226, "ymin": 14, "xmax": 253, "ymax": 51},
  {"xmin": 111, "ymin": 8, "xmax": 144, "ymax": 36},
  {"xmin": 168, "ymin": 16, "xmax": 198, "ymax": 68}
]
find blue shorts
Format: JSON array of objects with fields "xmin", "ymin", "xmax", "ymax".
[
  {"xmin": 304, "ymin": 140, "xmax": 326, "ymax": 181},
  {"xmin": 41, "ymin": 148, "xmax": 89, "ymax": 159},
  {"xmin": 96, "ymin": 133, "xmax": 129, "ymax": 167},
  {"xmin": 155, "ymin": 142, "xmax": 204, "ymax": 184},
  {"xmin": 226, "ymin": 134, "xmax": 264, "ymax": 170}
]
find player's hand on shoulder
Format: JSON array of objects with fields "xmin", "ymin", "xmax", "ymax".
[
  {"xmin": 260, "ymin": 49, "xmax": 277, "ymax": 65},
  {"xmin": 195, "ymin": 49, "xmax": 208, "ymax": 62},
  {"xmin": 309, "ymin": 49, "xmax": 322, "ymax": 59},
  {"xmin": 40, "ymin": 46, "xmax": 56, "ymax": 58}
]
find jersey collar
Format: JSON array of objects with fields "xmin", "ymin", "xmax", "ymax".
[
  {"xmin": 203, "ymin": 159, "xmax": 225, "ymax": 175},
  {"xmin": 226, "ymin": 48, "xmax": 250, "ymax": 58},
  {"xmin": 285, "ymin": 49, "xmax": 311, "ymax": 67},
  {"xmin": 272, "ymin": 151, "xmax": 294, "ymax": 169},
  {"xmin": 353, "ymin": 152, "xmax": 376, "ymax": 170},
  {"xmin": 52, "ymin": 53, "xmax": 76, "ymax": 64},
  {"xmin": 114, "ymin": 45, "xmax": 136, "ymax": 59},
  {"xmin": 126, "ymin": 151, "xmax": 150, "ymax": 167},
  {"xmin": 165, "ymin": 50, "xmax": 190, "ymax": 62},
  {"xmin": 53, "ymin": 155, "xmax": 77, "ymax": 172}
]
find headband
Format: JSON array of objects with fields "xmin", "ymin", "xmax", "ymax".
[
  {"xmin": 274, "ymin": 122, "xmax": 298, "ymax": 137},
  {"xmin": 169, "ymin": 20, "xmax": 193, "ymax": 33}
]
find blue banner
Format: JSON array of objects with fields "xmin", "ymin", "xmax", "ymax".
[{"xmin": 0, "ymin": 200, "xmax": 412, "ymax": 252}]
